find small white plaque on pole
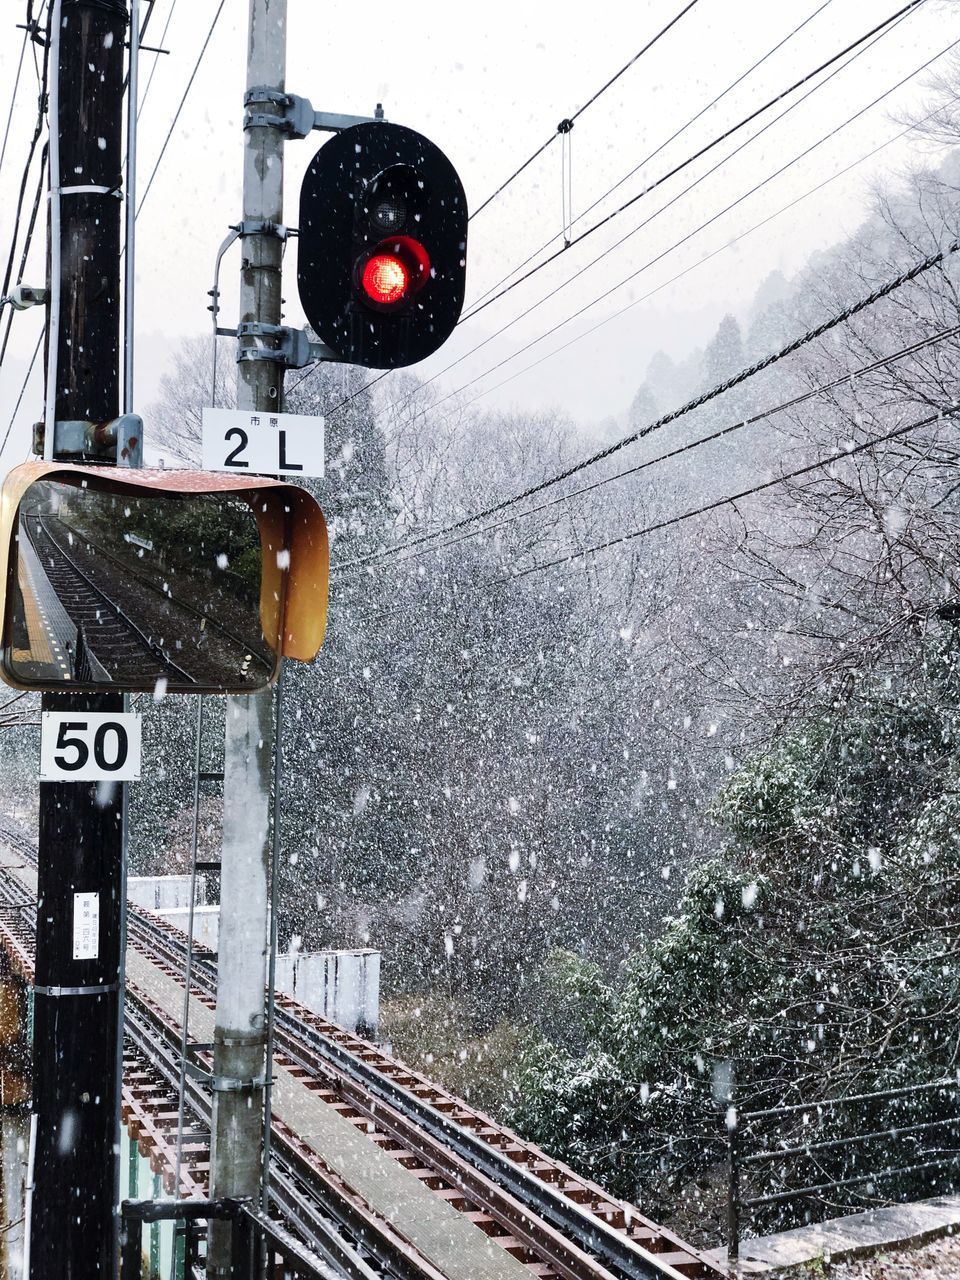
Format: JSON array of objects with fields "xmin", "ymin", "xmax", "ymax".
[
  {"xmin": 40, "ymin": 712, "xmax": 142, "ymax": 782},
  {"xmin": 72, "ymin": 892, "xmax": 100, "ymax": 960},
  {"xmin": 201, "ymin": 407, "xmax": 324, "ymax": 478}
]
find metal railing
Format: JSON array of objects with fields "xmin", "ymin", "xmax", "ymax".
[
  {"xmin": 727, "ymin": 1076, "xmax": 960, "ymax": 1260},
  {"xmin": 120, "ymin": 1197, "xmax": 339, "ymax": 1280}
]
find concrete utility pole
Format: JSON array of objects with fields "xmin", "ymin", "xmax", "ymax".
[
  {"xmin": 31, "ymin": 2, "xmax": 129, "ymax": 1277},
  {"xmin": 207, "ymin": 1, "xmax": 287, "ymax": 1274}
]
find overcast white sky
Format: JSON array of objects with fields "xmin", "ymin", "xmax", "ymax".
[{"xmin": 0, "ymin": 0, "xmax": 957, "ymax": 465}]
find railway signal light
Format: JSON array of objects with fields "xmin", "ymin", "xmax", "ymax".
[
  {"xmin": 0, "ymin": 463, "xmax": 329, "ymax": 694},
  {"xmin": 298, "ymin": 121, "xmax": 468, "ymax": 369}
]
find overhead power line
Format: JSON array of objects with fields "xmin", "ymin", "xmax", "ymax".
[
  {"xmin": 0, "ymin": 1, "xmax": 51, "ymax": 388},
  {"xmin": 375, "ymin": 95, "xmax": 953, "ymax": 465},
  {"xmin": 365, "ymin": 324, "xmax": 960, "ymax": 573},
  {"xmin": 297, "ymin": 0, "xmax": 919, "ymax": 418},
  {"xmin": 503, "ymin": 402, "xmax": 960, "ymax": 583},
  {"xmin": 420, "ymin": 13, "xmax": 945, "ymax": 417},
  {"xmin": 470, "ymin": 0, "xmax": 703, "ymax": 220},
  {"xmin": 0, "ymin": 27, "xmax": 30, "ymax": 183},
  {"xmin": 462, "ymin": 0, "xmax": 922, "ymax": 326},
  {"xmin": 335, "ymin": 236, "xmax": 960, "ymax": 573},
  {"xmin": 137, "ymin": 0, "xmax": 179, "ymax": 121},
  {"xmin": 137, "ymin": 0, "xmax": 227, "ymax": 218},
  {"xmin": 477, "ymin": 98, "xmax": 958, "ymax": 418},
  {"xmin": 466, "ymin": 0, "xmax": 839, "ymax": 316},
  {"xmin": 287, "ymin": 0, "xmax": 707, "ymax": 409},
  {"xmin": 0, "ymin": 329, "xmax": 43, "ymax": 462},
  {"xmin": 0, "ymin": 12, "xmax": 50, "ymax": 307},
  {"xmin": 0, "ymin": 143, "xmax": 47, "ymax": 367}
]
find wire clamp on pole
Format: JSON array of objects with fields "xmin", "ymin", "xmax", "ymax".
[
  {"xmin": 34, "ymin": 981, "xmax": 119, "ymax": 998},
  {"xmin": 50, "ymin": 184, "xmax": 123, "ymax": 199},
  {"xmin": 183, "ymin": 1040, "xmax": 271, "ymax": 1092},
  {"xmin": 232, "ymin": 219, "xmax": 290, "ymax": 241},
  {"xmin": 242, "ymin": 85, "xmax": 310, "ymax": 136},
  {"xmin": 236, "ymin": 323, "xmax": 336, "ymax": 368}
]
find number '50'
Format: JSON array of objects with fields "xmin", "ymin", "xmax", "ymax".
[{"xmin": 54, "ymin": 721, "xmax": 129, "ymax": 772}]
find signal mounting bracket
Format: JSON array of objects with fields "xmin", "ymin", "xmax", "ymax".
[
  {"xmin": 33, "ymin": 414, "xmax": 144, "ymax": 467},
  {"xmin": 236, "ymin": 322, "xmax": 337, "ymax": 368},
  {"xmin": 243, "ymin": 86, "xmax": 384, "ymax": 138}
]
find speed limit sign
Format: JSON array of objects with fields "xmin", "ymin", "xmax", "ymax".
[{"xmin": 39, "ymin": 712, "xmax": 142, "ymax": 782}]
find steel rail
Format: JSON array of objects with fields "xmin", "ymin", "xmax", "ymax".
[
  {"xmin": 1, "ymin": 829, "xmax": 709, "ymax": 1280},
  {"xmin": 0, "ymin": 844, "xmax": 434, "ymax": 1280},
  {"xmin": 268, "ymin": 1003, "xmax": 691, "ymax": 1280},
  {"xmin": 122, "ymin": 997, "xmax": 391, "ymax": 1280},
  {"xmin": 125, "ymin": 908, "xmax": 707, "ymax": 1280},
  {"xmin": 0, "ymin": 880, "xmax": 422, "ymax": 1280},
  {"xmin": 267, "ymin": 1019, "xmax": 632, "ymax": 1280},
  {"xmin": 123, "ymin": 981, "xmax": 449, "ymax": 1280},
  {"xmin": 50, "ymin": 512, "xmax": 275, "ymax": 676},
  {"xmin": 28, "ymin": 513, "xmax": 198, "ymax": 683}
]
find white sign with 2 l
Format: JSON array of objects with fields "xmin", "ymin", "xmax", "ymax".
[{"xmin": 201, "ymin": 408, "xmax": 325, "ymax": 478}]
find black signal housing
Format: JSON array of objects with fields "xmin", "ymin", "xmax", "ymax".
[{"xmin": 298, "ymin": 122, "xmax": 468, "ymax": 369}]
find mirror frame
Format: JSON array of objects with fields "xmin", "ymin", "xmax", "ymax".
[{"xmin": 0, "ymin": 463, "xmax": 329, "ymax": 694}]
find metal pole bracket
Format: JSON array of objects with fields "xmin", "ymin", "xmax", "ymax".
[
  {"xmin": 184, "ymin": 1042, "xmax": 272, "ymax": 1093},
  {"xmin": 236, "ymin": 323, "xmax": 336, "ymax": 368},
  {"xmin": 33, "ymin": 413, "xmax": 144, "ymax": 466},
  {"xmin": 243, "ymin": 86, "xmax": 384, "ymax": 138},
  {"xmin": 233, "ymin": 219, "xmax": 291, "ymax": 241},
  {"xmin": 243, "ymin": 86, "xmax": 314, "ymax": 137}
]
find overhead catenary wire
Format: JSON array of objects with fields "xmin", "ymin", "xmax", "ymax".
[
  {"xmin": 0, "ymin": 143, "xmax": 47, "ymax": 368},
  {"xmin": 383, "ymin": 93, "xmax": 956, "ymax": 492},
  {"xmin": 363, "ymin": 324, "xmax": 960, "ymax": 573},
  {"xmin": 352, "ymin": 399, "xmax": 960, "ymax": 627},
  {"xmin": 291, "ymin": 0, "xmax": 921, "ymax": 416},
  {"xmin": 336, "ymin": 235, "xmax": 960, "ymax": 572},
  {"xmin": 0, "ymin": 27, "xmax": 30, "ymax": 184},
  {"xmin": 136, "ymin": 0, "xmax": 227, "ymax": 218},
  {"xmin": 470, "ymin": 0, "xmax": 703, "ymax": 220},
  {"xmin": 0, "ymin": 329, "xmax": 43, "ymax": 462},
  {"xmin": 415, "ymin": 15, "xmax": 948, "ymax": 416},
  {"xmin": 461, "ymin": 0, "xmax": 923, "ymax": 328},
  {"xmin": 465, "ymin": 0, "xmax": 839, "ymax": 316},
  {"xmin": 0, "ymin": 7, "xmax": 50, "ymax": 310},
  {"xmin": 501, "ymin": 402, "xmax": 960, "ymax": 584},
  {"xmin": 285, "ymin": 0, "xmax": 708, "ymax": 411},
  {"xmin": 0, "ymin": 3, "xmax": 51, "ymax": 380},
  {"xmin": 137, "ymin": 0, "xmax": 178, "ymax": 121},
  {"xmin": 421, "ymin": 31, "xmax": 960, "ymax": 425},
  {"xmin": 498, "ymin": 95, "xmax": 960, "ymax": 413}
]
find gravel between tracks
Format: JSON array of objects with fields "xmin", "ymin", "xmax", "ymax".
[{"xmin": 797, "ymin": 1229, "xmax": 960, "ymax": 1278}]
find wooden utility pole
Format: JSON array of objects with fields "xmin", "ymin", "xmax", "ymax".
[
  {"xmin": 206, "ymin": 1, "xmax": 287, "ymax": 1274},
  {"xmin": 30, "ymin": 2, "xmax": 129, "ymax": 1278}
]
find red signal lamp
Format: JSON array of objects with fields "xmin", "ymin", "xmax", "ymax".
[
  {"xmin": 357, "ymin": 235, "xmax": 431, "ymax": 310},
  {"xmin": 362, "ymin": 253, "xmax": 410, "ymax": 305}
]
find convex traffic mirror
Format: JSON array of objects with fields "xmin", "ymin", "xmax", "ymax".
[{"xmin": 0, "ymin": 464, "xmax": 329, "ymax": 693}]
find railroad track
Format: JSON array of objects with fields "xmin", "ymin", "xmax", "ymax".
[
  {"xmin": 0, "ymin": 846, "xmax": 438, "ymax": 1280},
  {"xmin": 50, "ymin": 511, "xmax": 274, "ymax": 681},
  {"xmin": 23, "ymin": 511, "xmax": 196, "ymax": 684},
  {"xmin": 0, "ymin": 822, "xmax": 721, "ymax": 1280},
  {"xmin": 126, "ymin": 910, "xmax": 716, "ymax": 1280}
]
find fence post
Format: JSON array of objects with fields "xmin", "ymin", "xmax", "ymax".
[
  {"xmin": 118, "ymin": 1211, "xmax": 143, "ymax": 1280},
  {"xmin": 230, "ymin": 1206, "xmax": 258, "ymax": 1280},
  {"xmin": 727, "ymin": 1103, "xmax": 741, "ymax": 1265}
]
